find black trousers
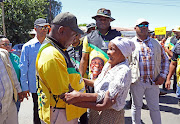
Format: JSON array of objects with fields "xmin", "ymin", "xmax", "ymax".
[{"xmin": 32, "ymin": 93, "xmax": 41, "ymax": 124}]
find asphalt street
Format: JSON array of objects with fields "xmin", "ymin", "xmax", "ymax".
[{"xmin": 18, "ymin": 81, "xmax": 180, "ymax": 124}]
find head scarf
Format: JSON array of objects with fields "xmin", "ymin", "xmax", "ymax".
[{"xmin": 110, "ymin": 37, "xmax": 135, "ymax": 58}]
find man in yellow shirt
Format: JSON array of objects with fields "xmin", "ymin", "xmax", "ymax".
[{"xmin": 36, "ymin": 12, "xmax": 86, "ymax": 124}]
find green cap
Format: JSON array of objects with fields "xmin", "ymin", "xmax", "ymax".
[{"xmin": 52, "ymin": 12, "xmax": 84, "ymax": 34}]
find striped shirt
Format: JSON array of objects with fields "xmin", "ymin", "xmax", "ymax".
[{"xmin": 137, "ymin": 37, "xmax": 169, "ymax": 82}]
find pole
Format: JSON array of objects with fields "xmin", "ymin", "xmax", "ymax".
[{"xmin": 1, "ymin": 2, "xmax": 6, "ymax": 36}]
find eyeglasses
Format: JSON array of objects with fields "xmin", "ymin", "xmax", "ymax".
[
  {"xmin": 37, "ymin": 25, "xmax": 50, "ymax": 30},
  {"xmin": 0, "ymin": 43, "xmax": 12, "ymax": 47},
  {"xmin": 137, "ymin": 24, "xmax": 149, "ymax": 28}
]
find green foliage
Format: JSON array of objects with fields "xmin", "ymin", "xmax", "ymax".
[{"xmin": 0, "ymin": 0, "xmax": 48, "ymax": 44}]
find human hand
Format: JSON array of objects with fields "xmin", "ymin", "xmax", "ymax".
[
  {"xmin": 155, "ymin": 76, "xmax": 165, "ymax": 85},
  {"xmin": 65, "ymin": 90, "xmax": 81, "ymax": 104},
  {"xmin": 22, "ymin": 90, "xmax": 30, "ymax": 100},
  {"xmin": 165, "ymin": 80, "xmax": 171, "ymax": 90},
  {"xmin": 18, "ymin": 92, "xmax": 24, "ymax": 102}
]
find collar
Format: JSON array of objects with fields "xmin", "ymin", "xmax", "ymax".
[
  {"xmin": 46, "ymin": 35, "xmax": 66, "ymax": 49},
  {"xmin": 137, "ymin": 36, "xmax": 150, "ymax": 42},
  {"xmin": 98, "ymin": 26, "xmax": 111, "ymax": 36}
]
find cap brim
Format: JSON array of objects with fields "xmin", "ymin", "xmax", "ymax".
[
  {"xmin": 71, "ymin": 27, "xmax": 84, "ymax": 34},
  {"xmin": 136, "ymin": 21, "xmax": 149, "ymax": 26},
  {"xmin": 92, "ymin": 14, "xmax": 115, "ymax": 21},
  {"xmin": 36, "ymin": 23, "xmax": 50, "ymax": 26}
]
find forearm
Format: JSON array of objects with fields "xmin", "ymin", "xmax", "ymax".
[
  {"xmin": 79, "ymin": 53, "xmax": 89, "ymax": 77},
  {"xmin": 83, "ymin": 78, "xmax": 94, "ymax": 87},
  {"xmin": 73, "ymin": 101, "xmax": 106, "ymax": 111},
  {"xmin": 79, "ymin": 92, "xmax": 98, "ymax": 102},
  {"xmin": 166, "ymin": 61, "xmax": 176, "ymax": 81}
]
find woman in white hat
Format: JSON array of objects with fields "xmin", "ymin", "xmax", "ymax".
[{"xmin": 62, "ymin": 37, "xmax": 135, "ymax": 124}]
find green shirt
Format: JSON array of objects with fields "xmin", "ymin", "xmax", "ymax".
[{"xmin": 9, "ymin": 52, "xmax": 20, "ymax": 82}]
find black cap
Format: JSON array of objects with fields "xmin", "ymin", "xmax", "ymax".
[
  {"xmin": 34, "ymin": 18, "xmax": 49, "ymax": 26},
  {"xmin": 51, "ymin": 12, "xmax": 84, "ymax": 34}
]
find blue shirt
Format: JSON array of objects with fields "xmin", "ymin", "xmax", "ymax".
[{"xmin": 20, "ymin": 36, "xmax": 41, "ymax": 93}]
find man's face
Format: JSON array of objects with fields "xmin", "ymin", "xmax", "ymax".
[
  {"xmin": 35, "ymin": 25, "xmax": 49, "ymax": 37},
  {"xmin": 0, "ymin": 38, "xmax": 12, "ymax": 52},
  {"xmin": 90, "ymin": 57, "xmax": 104, "ymax": 79},
  {"xmin": 135, "ymin": 22, "xmax": 149, "ymax": 37},
  {"xmin": 95, "ymin": 16, "xmax": 111, "ymax": 30},
  {"xmin": 62, "ymin": 27, "xmax": 77, "ymax": 48}
]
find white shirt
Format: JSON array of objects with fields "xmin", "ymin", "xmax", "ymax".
[{"xmin": 94, "ymin": 59, "xmax": 131, "ymax": 111}]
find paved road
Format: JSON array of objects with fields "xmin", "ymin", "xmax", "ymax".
[{"xmin": 19, "ymin": 83, "xmax": 180, "ymax": 124}]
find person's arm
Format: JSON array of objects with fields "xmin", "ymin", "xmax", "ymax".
[
  {"xmin": 72, "ymin": 91, "xmax": 116, "ymax": 111},
  {"xmin": 79, "ymin": 53, "xmax": 89, "ymax": 77},
  {"xmin": 165, "ymin": 61, "xmax": 177, "ymax": 89},
  {"xmin": 155, "ymin": 46, "xmax": 169, "ymax": 85},
  {"xmin": 20, "ymin": 45, "xmax": 30, "ymax": 99},
  {"xmin": 83, "ymin": 78, "xmax": 94, "ymax": 87},
  {"xmin": 64, "ymin": 90, "xmax": 97, "ymax": 104},
  {"xmin": 164, "ymin": 47, "xmax": 173, "ymax": 58},
  {"xmin": 79, "ymin": 36, "xmax": 90, "ymax": 77}
]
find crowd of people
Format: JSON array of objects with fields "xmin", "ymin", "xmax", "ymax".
[{"xmin": 0, "ymin": 7, "xmax": 180, "ymax": 124}]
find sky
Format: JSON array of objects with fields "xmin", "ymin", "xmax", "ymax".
[{"xmin": 60, "ymin": 0, "xmax": 179, "ymax": 31}]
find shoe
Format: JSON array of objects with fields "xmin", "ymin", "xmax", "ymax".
[
  {"xmin": 142, "ymin": 103, "xmax": 149, "ymax": 110},
  {"xmin": 159, "ymin": 91, "xmax": 167, "ymax": 96},
  {"xmin": 125, "ymin": 100, "xmax": 132, "ymax": 109}
]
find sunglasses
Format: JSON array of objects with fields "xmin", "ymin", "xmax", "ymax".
[
  {"xmin": 138, "ymin": 24, "xmax": 149, "ymax": 28},
  {"xmin": 37, "ymin": 25, "xmax": 50, "ymax": 30},
  {"xmin": 0, "ymin": 43, "xmax": 12, "ymax": 47}
]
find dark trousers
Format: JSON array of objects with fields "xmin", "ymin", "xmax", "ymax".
[{"xmin": 32, "ymin": 93, "xmax": 41, "ymax": 124}]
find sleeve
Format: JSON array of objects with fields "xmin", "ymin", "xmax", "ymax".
[
  {"xmin": 20, "ymin": 45, "xmax": 29, "ymax": 91},
  {"xmin": 108, "ymin": 68, "xmax": 131, "ymax": 98},
  {"xmin": 9, "ymin": 57, "xmax": 22, "ymax": 93},
  {"xmin": 82, "ymin": 36, "xmax": 90, "ymax": 54},
  {"xmin": 38, "ymin": 51, "xmax": 69, "ymax": 95},
  {"xmin": 160, "ymin": 46, "xmax": 169, "ymax": 79}
]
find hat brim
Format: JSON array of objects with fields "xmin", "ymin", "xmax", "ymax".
[
  {"xmin": 136, "ymin": 21, "xmax": 149, "ymax": 26},
  {"xmin": 92, "ymin": 14, "xmax": 115, "ymax": 21},
  {"xmin": 71, "ymin": 27, "xmax": 84, "ymax": 34},
  {"xmin": 173, "ymin": 30, "xmax": 180, "ymax": 32},
  {"xmin": 35, "ymin": 23, "xmax": 50, "ymax": 26}
]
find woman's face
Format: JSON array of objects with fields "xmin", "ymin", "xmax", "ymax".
[{"xmin": 107, "ymin": 42, "xmax": 125, "ymax": 68}]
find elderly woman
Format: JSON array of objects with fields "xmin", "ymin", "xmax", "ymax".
[{"xmin": 63, "ymin": 37, "xmax": 135, "ymax": 124}]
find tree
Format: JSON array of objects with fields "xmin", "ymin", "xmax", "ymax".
[
  {"xmin": 46, "ymin": 0, "xmax": 62, "ymax": 23},
  {"xmin": 0, "ymin": 0, "xmax": 48, "ymax": 44}
]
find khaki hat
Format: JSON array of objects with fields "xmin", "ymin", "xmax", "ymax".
[
  {"xmin": 34, "ymin": 18, "xmax": 49, "ymax": 26},
  {"xmin": 51, "ymin": 12, "xmax": 84, "ymax": 34},
  {"xmin": 92, "ymin": 8, "xmax": 115, "ymax": 21},
  {"xmin": 135, "ymin": 18, "xmax": 149, "ymax": 26},
  {"xmin": 173, "ymin": 26, "xmax": 180, "ymax": 32}
]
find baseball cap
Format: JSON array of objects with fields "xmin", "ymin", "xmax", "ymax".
[
  {"xmin": 135, "ymin": 18, "xmax": 149, "ymax": 26},
  {"xmin": 92, "ymin": 8, "xmax": 115, "ymax": 21},
  {"xmin": 34, "ymin": 18, "xmax": 49, "ymax": 26},
  {"xmin": 172, "ymin": 26, "xmax": 180, "ymax": 32},
  {"xmin": 51, "ymin": 12, "xmax": 84, "ymax": 34}
]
